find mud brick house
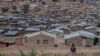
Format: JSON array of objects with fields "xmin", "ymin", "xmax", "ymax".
[
  {"xmin": 0, "ymin": 0, "xmax": 12, "ymax": 8},
  {"xmin": 0, "ymin": 37, "xmax": 16, "ymax": 48},
  {"xmin": 64, "ymin": 31, "xmax": 97, "ymax": 47},
  {"xmin": 15, "ymin": 37, "xmax": 24, "ymax": 46},
  {"xmin": 96, "ymin": 29, "xmax": 100, "ymax": 36},
  {"xmin": 84, "ymin": 26, "xmax": 98, "ymax": 35},
  {"xmin": 24, "ymin": 31, "xmax": 56, "ymax": 47},
  {"xmin": 57, "ymin": 26, "xmax": 71, "ymax": 34},
  {"xmin": 49, "ymin": 26, "xmax": 71, "ymax": 35},
  {"xmin": 0, "ymin": 36, "xmax": 24, "ymax": 48},
  {"xmin": 70, "ymin": 24, "xmax": 84, "ymax": 32}
]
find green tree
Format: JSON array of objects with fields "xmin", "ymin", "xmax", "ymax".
[
  {"xmin": 80, "ymin": 0, "xmax": 84, "ymax": 3},
  {"xmin": 22, "ymin": 4, "xmax": 29, "ymax": 14},
  {"xmin": 94, "ymin": 37, "xmax": 98, "ymax": 45},
  {"xmin": 11, "ymin": 11, "xmax": 19, "ymax": 14},
  {"xmin": 1, "ymin": 8, "xmax": 8, "ymax": 13},
  {"xmin": 97, "ymin": 22, "xmax": 100, "ymax": 28}
]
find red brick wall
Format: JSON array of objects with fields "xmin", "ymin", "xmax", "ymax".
[
  {"xmin": 15, "ymin": 37, "xmax": 23, "ymax": 46},
  {"xmin": 0, "ymin": 42, "xmax": 6, "ymax": 48}
]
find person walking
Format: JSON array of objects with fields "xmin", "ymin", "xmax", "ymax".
[{"xmin": 70, "ymin": 43, "xmax": 77, "ymax": 56}]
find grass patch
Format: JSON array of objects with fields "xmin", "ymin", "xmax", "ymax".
[
  {"xmin": 77, "ymin": 53, "xmax": 86, "ymax": 56},
  {"xmin": 93, "ymin": 52, "xmax": 100, "ymax": 56}
]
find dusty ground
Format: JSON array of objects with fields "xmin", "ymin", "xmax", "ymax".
[
  {"xmin": 0, "ymin": 45, "xmax": 100, "ymax": 56},
  {"xmin": 0, "ymin": 36, "xmax": 100, "ymax": 56}
]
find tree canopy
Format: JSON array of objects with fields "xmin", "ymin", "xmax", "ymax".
[
  {"xmin": 22, "ymin": 4, "xmax": 29, "ymax": 14},
  {"xmin": 97, "ymin": 22, "xmax": 100, "ymax": 28},
  {"xmin": 93, "ymin": 37, "xmax": 98, "ymax": 45},
  {"xmin": 80, "ymin": 0, "xmax": 84, "ymax": 3},
  {"xmin": 1, "ymin": 8, "xmax": 9, "ymax": 13}
]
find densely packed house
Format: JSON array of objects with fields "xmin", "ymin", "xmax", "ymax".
[{"xmin": 0, "ymin": 0, "xmax": 99, "ymax": 49}]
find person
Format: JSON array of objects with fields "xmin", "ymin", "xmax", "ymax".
[{"xmin": 70, "ymin": 43, "xmax": 77, "ymax": 56}]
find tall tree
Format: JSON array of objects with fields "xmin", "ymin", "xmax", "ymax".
[
  {"xmin": 97, "ymin": 22, "xmax": 100, "ymax": 28},
  {"xmin": 1, "ymin": 8, "xmax": 8, "ymax": 13},
  {"xmin": 93, "ymin": 37, "xmax": 98, "ymax": 45},
  {"xmin": 80, "ymin": 0, "xmax": 84, "ymax": 3},
  {"xmin": 22, "ymin": 4, "xmax": 29, "ymax": 14}
]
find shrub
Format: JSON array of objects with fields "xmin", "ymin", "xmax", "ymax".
[
  {"xmin": 29, "ymin": 50, "xmax": 37, "ymax": 56},
  {"xmin": 94, "ymin": 37, "xmax": 98, "ymax": 45},
  {"xmin": 22, "ymin": 4, "xmax": 29, "ymax": 14},
  {"xmin": 78, "ymin": 53, "xmax": 86, "ymax": 56},
  {"xmin": 0, "ymin": 52, "xmax": 5, "ymax": 56},
  {"xmin": 19, "ymin": 50, "xmax": 26, "ymax": 56},
  {"xmin": 97, "ymin": 22, "xmax": 100, "ymax": 28},
  {"xmin": 93, "ymin": 53, "xmax": 100, "ymax": 56},
  {"xmin": 1, "ymin": 8, "xmax": 8, "ymax": 13},
  {"xmin": 54, "ymin": 53, "xmax": 61, "ymax": 56}
]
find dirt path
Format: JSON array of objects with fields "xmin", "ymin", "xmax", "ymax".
[{"xmin": 1, "ymin": 46, "xmax": 100, "ymax": 54}]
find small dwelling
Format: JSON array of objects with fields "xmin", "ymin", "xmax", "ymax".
[
  {"xmin": 64, "ymin": 31, "xmax": 96, "ymax": 47},
  {"xmin": 70, "ymin": 24, "xmax": 84, "ymax": 32},
  {"xmin": 24, "ymin": 31, "xmax": 56, "ymax": 47},
  {"xmin": 84, "ymin": 26, "xmax": 98, "ymax": 34},
  {"xmin": 0, "ymin": 37, "xmax": 16, "ymax": 48}
]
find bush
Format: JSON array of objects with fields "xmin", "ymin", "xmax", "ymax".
[
  {"xmin": 1, "ymin": 8, "xmax": 8, "ymax": 13},
  {"xmin": 0, "ymin": 52, "xmax": 5, "ymax": 56},
  {"xmin": 22, "ymin": 5, "xmax": 29, "ymax": 14},
  {"xmin": 97, "ymin": 22, "xmax": 100, "ymax": 28},
  {"xmin": 12, "ymin": 11, "xmax": 19, "ymax": 14},
  {"xmin": 93, "ymin": 53, "xmax": 100, "ymax": 56},
  {"xmin": 54, "ymin": 53, "xmax": 61, "ymax": 56},
  {"xmin": 78, "ymin": 53, "xmax": 86, "ymax": 56},
  {"xmin": 80, "ymin": 0, "xmax": 84, "ymax": 3},
  {"xmin": 94, "ymin": 37, "xmax": 98, "ymax": 45},
  {"xmin": 29, "ymin": 50, "xmax": 37, "ymax": 56},
  {"xmin": 19, "ymin": 50, "xmax": 26, "ymax": 56}
]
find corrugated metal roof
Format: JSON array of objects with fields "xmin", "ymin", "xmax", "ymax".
[
  {"xmin": 4, "ymin": 31, "xmax": 18, "ymax": 36},
  {"xmin": 0, "ymin": 36, "xmax": 16, "ymax": 43},
  {"xmin": 64, "ymin": 30, "xmax": 97, "ymax": 39},
  {"xmin": 24, "ymin": 31, "xmax": 56, "ymax": 39},
  {"xmin": 85, "ymin": 26, "xmax": 97, "ymax": 29}
]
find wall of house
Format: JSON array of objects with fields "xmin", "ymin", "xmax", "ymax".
[
  {"xmin": 85, "ymin": 29, "xmax": 97, "ymax": 35},
  {"xmin": 0, "ymin": 42, "xmax": 7, "ymax": 48},
  {"xmin": 65, "ymin": 37, "xmax": 93, "ymax": 46},
  {"xmin": 70, "ymin": 26, "xmax": 83, "ymax": 32},
  {"xmin": 26, "ymin": 34, "xmax": 55, "ymax": 47},
  {"xmin": 64, "ymin": 30, "xmax": 71, "ymax": 34},
  {"xmin": 86, "ymin": 38, "xmax": 94, "ymax": 46},
  {"xmin": 65, "ymin": 36, "xmax": 82, "ymax": 46},
  {"xmin": 15, "ymin": 37, "xmax": 23, "ymax": 46},
  {"xmin": 97, "ymin": 32, "xmax": 100, "ymax": 36}
]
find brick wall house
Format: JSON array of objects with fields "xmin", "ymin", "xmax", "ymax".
[
  {"xmin": 15, "ymin": 37, "xmax": 24, "ymax": 46},
  {"xmin": 84, "ymin": 26, "xmax": 98, "ymax": 35},
  {"xmin": 24, "ymin": 31, "xmax": 56, "ymax": 47},
  {"xmin": 70, "ymin": 25, "xmax": 84, "ymax": 32},
  {"xmin": 0, "ymin": 37, "xmax": 16, "ymax": 48},
  {"xmin": 65, "ymin": 36, "xmax": 94, "ymax": 46},
  {"xmin": 0, "ymin": 42, "xmax": 7, "ymax": 48},
  {"xmin": 64, "ymin": 31, "xmax": 96, "ymax": 47}
]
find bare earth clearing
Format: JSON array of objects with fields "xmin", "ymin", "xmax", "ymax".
[
  {"xmin": 0, "ymin": 45, "xmax": 100, "ymax": 56},
  {"xmin": 0, "ymin": 37, "xmax": 100, "ymax": 56}
]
